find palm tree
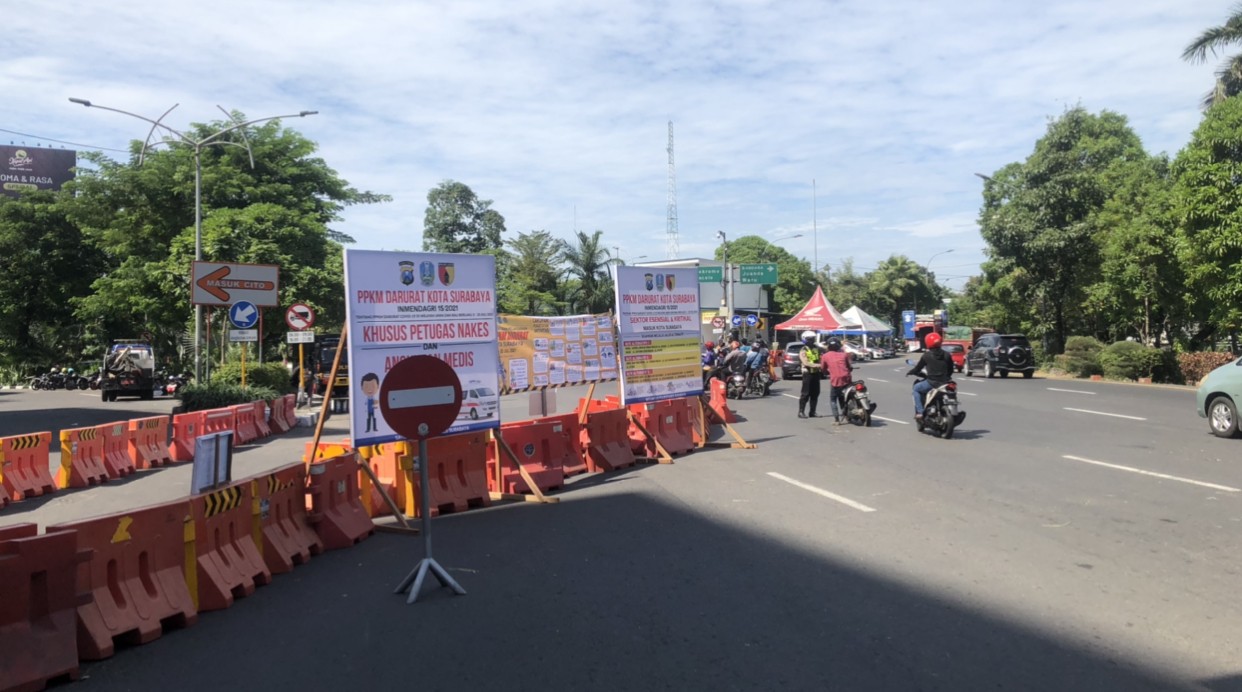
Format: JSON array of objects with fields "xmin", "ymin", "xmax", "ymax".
[
  {"xmin": 1183, "ymin": 5, "xmax": 1242, "ymax": 109},
  {"xmin": 559, "ymin": 230, "xmax": 614, "ymax": 313},
  {"xmin": 868, "ymin": 255, "xmax": 922, "ymax": 331}
]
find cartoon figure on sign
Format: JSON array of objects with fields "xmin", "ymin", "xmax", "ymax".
[
  {"xmin": 399, "ymin": 261, "xmax": 415, "ymax": 286},
  {"xmin": 360, "ymin": 372, "xmax": 381, "ymax": 432}
]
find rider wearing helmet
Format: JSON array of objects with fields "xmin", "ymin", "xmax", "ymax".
[
  {"xmin": 821, "ymin": 337, "xmax": 854, "ymax": 424},
  {"xmin": 744, "ymin": 339, "xmax": 769, "ymax": 392},
  {"xmin": 907, "ymin": 332, "xmax": 954, "ymax": 422},
  {"xmin": 797, "ymin": 331, "xmax": 823, "ymax": 418}
]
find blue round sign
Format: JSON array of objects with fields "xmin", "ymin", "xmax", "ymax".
[
  {"xmin": 745, "ymin": 314, "xmax": 758, "ymax": 326},
  {"xmin": 731, "ymin": 315, "xmax": 743, "ymax": 326},
  {"xmin": 229, "ymin": 300, "xmax": 259, "ymax": 329}
]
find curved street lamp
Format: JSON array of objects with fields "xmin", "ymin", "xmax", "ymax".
[{"xmin": 69, "ymin": 98, "xmax": 318, "ymax": 382}]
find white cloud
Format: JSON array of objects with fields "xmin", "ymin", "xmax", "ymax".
[{"xmin": 0, "ymin": 0, "xmax": 1227, "ymax": 289}]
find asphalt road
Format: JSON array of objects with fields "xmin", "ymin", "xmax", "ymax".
[{"xmin": 4, "ymin": 366, "xmax": 1240, "ymax": 691}]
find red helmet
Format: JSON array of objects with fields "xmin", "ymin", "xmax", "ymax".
[
  {"xmin": 926, "ymin": 333, "xmax": 943, "ymax": 349},
  {"xmin": 704, "ymin": 341, "xmax": 715, "ymax": 349}
]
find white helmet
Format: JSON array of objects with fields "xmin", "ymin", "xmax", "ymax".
[{"xmin": 801, "ymin": 330, "xmax": 816, "ymax": 343}]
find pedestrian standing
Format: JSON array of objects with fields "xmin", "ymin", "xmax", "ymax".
[
  {"xmin": 797, "ymin": 331, "xmax": 822, "ymax": 418},
  {"xmin": 821, "ymin": 337, "xmax": 853, "ymax": 424}
]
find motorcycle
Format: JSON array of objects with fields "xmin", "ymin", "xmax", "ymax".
[
  {"xmin": 906, "ymin": 371, "xmax": 965, "ymax": 440},
  {"xmin": 726, "ymin": 371, "xmax": 749, "ymax": 399},
  {"xmin": 841, "ymin": 380, "xmax": 875, "ymax": 426},
  {"xmin": 164, "ymin": 373, "xmax": 191, "ymax": 396},
  {"xmin": 745, "ymin": 368, "xmax": 772, "ymax": 397}
]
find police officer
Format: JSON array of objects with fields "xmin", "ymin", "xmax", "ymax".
[{"xmin": 798, "ymin": 331, "xmax": 823, "ymax": 418}]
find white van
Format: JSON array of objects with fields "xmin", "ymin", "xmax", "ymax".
[{"xmin": 460, "ymin": 383, "xmax": 499, "ymax": 420}]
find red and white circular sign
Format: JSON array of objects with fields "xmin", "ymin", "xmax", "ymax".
[
  {"xmin": 379, "ymin": 355, "xmax": 463, "ymax": 440},
  {"xmin": 285, "ymin": 303, "xmax": 316, "ymax": 331}
]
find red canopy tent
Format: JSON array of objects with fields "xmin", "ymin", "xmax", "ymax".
[{"xmin": 773, "ymin": 286, "xmax": 855, "ymax": 332}]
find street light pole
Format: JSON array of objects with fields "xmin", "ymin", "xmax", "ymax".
[
  {"xmin": 69, "ymin": 99, "xmax": 317, "ymax": 383},
  {"xmin": 715, "ymin": 231, "xmax": 732, "ymax": 328},
  {"xmin": 918, "ymin": 249, "xmax": 955, "ymax": 314},
  {"xmin": 812, "ymin": 179, "xmax": 818, "ymax": 281}
]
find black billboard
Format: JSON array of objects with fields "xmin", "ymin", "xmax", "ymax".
[{"xmin": 0, "ymin": 145, "xmax": 76, "ymax": 198}]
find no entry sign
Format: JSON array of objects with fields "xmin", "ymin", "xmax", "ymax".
[
  {"xmin": 379, "ymin": 355, "xmax": 463, "ymax": 440},
  {"xmin": 286, "ymin": 303, "xmax": 315, "ymax": 330}
]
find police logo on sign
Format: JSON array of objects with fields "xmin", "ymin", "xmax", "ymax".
[{"xmin": 399, "ymin": 261, "xmax": 415, "ymax": 285}]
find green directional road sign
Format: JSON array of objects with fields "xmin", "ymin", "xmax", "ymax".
[
  {"xmin": 739, "ymin": 263, "xmax": 778, "ymax": 284},
  {"xmin": 698, "ymin": 266, "xmax": 723, "ymax": 283}
]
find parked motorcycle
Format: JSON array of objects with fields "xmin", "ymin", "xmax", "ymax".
[
  {"xmin": 164, "ymin": 373, "xmax": 191, "ymax": 396},
  {"xmin": 841, "ymin": 380, "xmax": 875, "ymax": 426}
]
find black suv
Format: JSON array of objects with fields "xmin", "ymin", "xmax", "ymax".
[{"xmin": 965, "ymin": 333, "xmax": 1036, "ymax": 379}]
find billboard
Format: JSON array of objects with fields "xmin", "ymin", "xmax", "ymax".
[
  {"xmin": 497, "ymin": 313, "xmax": 618, "ymax": 394},
  {"xmin": 0, "ymin": 145, "xmax": 76, "ymax": 197},
  {"xmin": 614, "ymin": 266, "xmax": 703, "ymax": 405},
  {"xmin": 343, "ymin": 250, "xmax": 500, "ymax": 447}
]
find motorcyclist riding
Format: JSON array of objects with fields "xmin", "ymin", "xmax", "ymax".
[
  {"xmin": 907, "ymin": 332, "xmax": 954, "ymax": 423},
  {"xmin": 744, "ymin": 339, "xmax": 769, "ymax": 392},
  {"xmin": 797, "ymin": 331, "xmax": 823, "ymax": 418},
  {"xmin": 821, "ymin": 337, "xmax": 853, "ymax": 425}
]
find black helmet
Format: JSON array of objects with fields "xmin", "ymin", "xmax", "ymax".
[{"xmin": 827, "ymin": 337, "xmax": 842, "ymax": 351}]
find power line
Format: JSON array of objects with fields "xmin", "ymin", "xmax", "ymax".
[{"xmin": 0, "ymin": 126, "xmax": 128, "ymax": 153}]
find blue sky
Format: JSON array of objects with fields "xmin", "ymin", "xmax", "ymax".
[{"xmin": 1, "ymin": 0, "xmax": 1228, "ymax": 289}]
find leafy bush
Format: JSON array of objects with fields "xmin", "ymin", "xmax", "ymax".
[
  {"xmin": 1098, "ymin": 341, "xmax": 1163, "ymax": 380},
  {"xmin": 1150, "ymin": 348, "xmax": 1183, "ymax": 385},
  {"xmin": 1178, "ymin": 351, "xmax": 1237, "ymax": 384},
  {"xmin": 177, "ymin": 382, "xmax": 280, "ymax": 413},
  {"xmin": 210, "ymin": 362, "xmax": 293, "ymax": 394},
  {"xmin": 1054, "ymin": 336, "xmax": 1104, "ymax": 376}
]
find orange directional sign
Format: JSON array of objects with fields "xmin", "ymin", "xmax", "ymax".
[{"xmin": 192, "ymin": 261, "xmax": 280, "ymax": 307}]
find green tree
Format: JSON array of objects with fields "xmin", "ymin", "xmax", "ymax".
[
  {"xmin": 1183, "ymin": 4, "xmax": 1242, "ymax": 109},
  {"xmin": 559, "ymin": 230, "xmax": 615, "ymax": 313},
  {"xmin": 977, "ymin": 107, "xmax": 1148, "ymax": 354},
  {"xmin": 67, "ymin": 117, "xmax": 386, "ymax": 365},
  {"xmin": 867, "ymin": 255, "xmax": 924, "ymax": 333},
  {"xmin": 422, "ymin": 180, "xmax": 506, "ymax": 253},
  {"xmin": 0, "ymin": 193, "xmax": 105, "ymax": 369},
  {"xmin": 1173, "ymin": 95, "xmax": 1242, "ymax": 345},
  {"xmin": 710, "ymin": 235, "xmax": 814, "ymax": 313},
  {"xmin": 499, "ymin": 230, "xmax": 564, "ymax": 314}
]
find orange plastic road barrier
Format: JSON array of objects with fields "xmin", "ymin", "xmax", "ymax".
[
  {"xmin": 538, "ymin": 413, "xmax": 588, "ymax": 476},
  {"xmin": 58, "ymin": 426, "xmax": 109, "ymax": 489},
  {"xmin": 578, "ymin": 399, "xmax": 638, "ymax": 472},
  {"xmin": 268, "ymin": 397, "xmax": 291, "ymax": 435},
  {"xmin": 251, "ymin": 400, "xmax": 272, "ymax": 439},
  {"xmin": 199, "ymin": 407, "xmax": 236, "ymax": 438},
  {"xmin": 708, "ymin": 378, "xmax": 738, "ymax": 424},
  {"xmin": 231, "ymin": 404, "xmax": 258, "ymax": 445},
  {"xmin": 251, "ymin": 463, "xmax": 322, "ymax": 575},
  {"xmin": 98, "ymin": 421, "xmax": 136, "ymax": 479},
  {"xmin": 1, "ymin": 432, "xmax": 56, "ymax": 500},
  {"xmin": 306, "ymin": 454, "xmax": 374, "ymax": 551},
  {"xmin": 129, "ymin": 415, "xmax": 173, "ymax": 470},
  {"xmin": 303, "ymin": 439, "xmax": 353, "ymax": 463},
  {"xmin": 439, "ymin": 431, "xmax": 491, "ymax": 511},
  {"xmin": 0, "ymin": 523, "xmax": 89, "ymax": 692},
  {"xmin": 356, "ymin": 443, "xmax": 399, "ymax": 518},
  {"xmin": 0, "ymin": 482, "xmax": 9, "ymax": 509},
  {"xmin": 189, "ymin": 481, "xmax": 271, "ymax": 612},
  {"xmin": 167, "ymin": 411, "xmax": 200, "ymax": 463},
  {"xmin": 489, "ymin": 419, "xmax": 568, "ymax": 495},
  {"xmin": 282, "ymin": 393, "xmax": 298, "ymax": 430},
  {"xmin": 609, "ymin": 396, "xmax": 696, "ymax": 458},
  {"xmin": 45, "ymin": 502, "xmax": 197, "ymax": 660}
]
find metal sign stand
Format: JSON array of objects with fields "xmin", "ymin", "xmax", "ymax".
[{"xmin": 395, "ymin": 437, "xmax": 468, "ymax": 604}]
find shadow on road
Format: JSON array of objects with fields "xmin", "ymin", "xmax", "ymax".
[{"xmin": 78, "ymin": 486, "xmax": 1209, "ymax": 691}]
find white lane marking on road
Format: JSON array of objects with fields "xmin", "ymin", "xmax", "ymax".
[
  {"xmin": 871, "ymin": 415, "xmax": 910, "ymax": 425},
  {"xmin": 1064, "ymin": 407, "xmax": 1146, "ymax": 421},
  {"xmin": 1048, "ymin": 387, "xmax": 1095, "ymax": 395},
  {"xmin": 869, "ymin": 378, "xmax": 889, "ymax": 383},
  {"xmin": 1061, "ymin": 455, "xmax": 1240, "ymax": 493},
  {"xmin": 767, "ymin": 472, "xmax": 877, "ymax": 512},
  {"xmin": 781, "ymin": 393, "xmax": 799, "ymax": 400}
]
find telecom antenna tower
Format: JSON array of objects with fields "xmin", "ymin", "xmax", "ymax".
[{"xmin": 666, "ymin": 120, "xmax": 679, "ymax": 259}]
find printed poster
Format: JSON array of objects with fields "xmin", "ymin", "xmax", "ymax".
[
  {"xmin": 497, "ymin": 312, "xmax": 619, "ymax": 394},
  {"xmin": 343, "ymin": 250, "xmax": 501, "ymax": 447},
  {"xmin": 614, "ymin": 266, "xmax": 702, "ymax": 404}
]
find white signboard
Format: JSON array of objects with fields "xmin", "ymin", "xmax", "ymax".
[
  {"xmin": 228, "ymin": 329, "xmax": 258, "ymax": 342},
  {"xmin": 343, "ymin": 250, "xmax": 501, "ymax": 447},
  {"xmin": 192, "ymin": 261, "xmax": 280, "ymax": 307},
  {"xmin": 614, "ymin": 266, "xmax": 703, "ymax": 405},
  {"xmin": 287, "ymin": 331, "xmax": 315, "ymax": 344}
]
